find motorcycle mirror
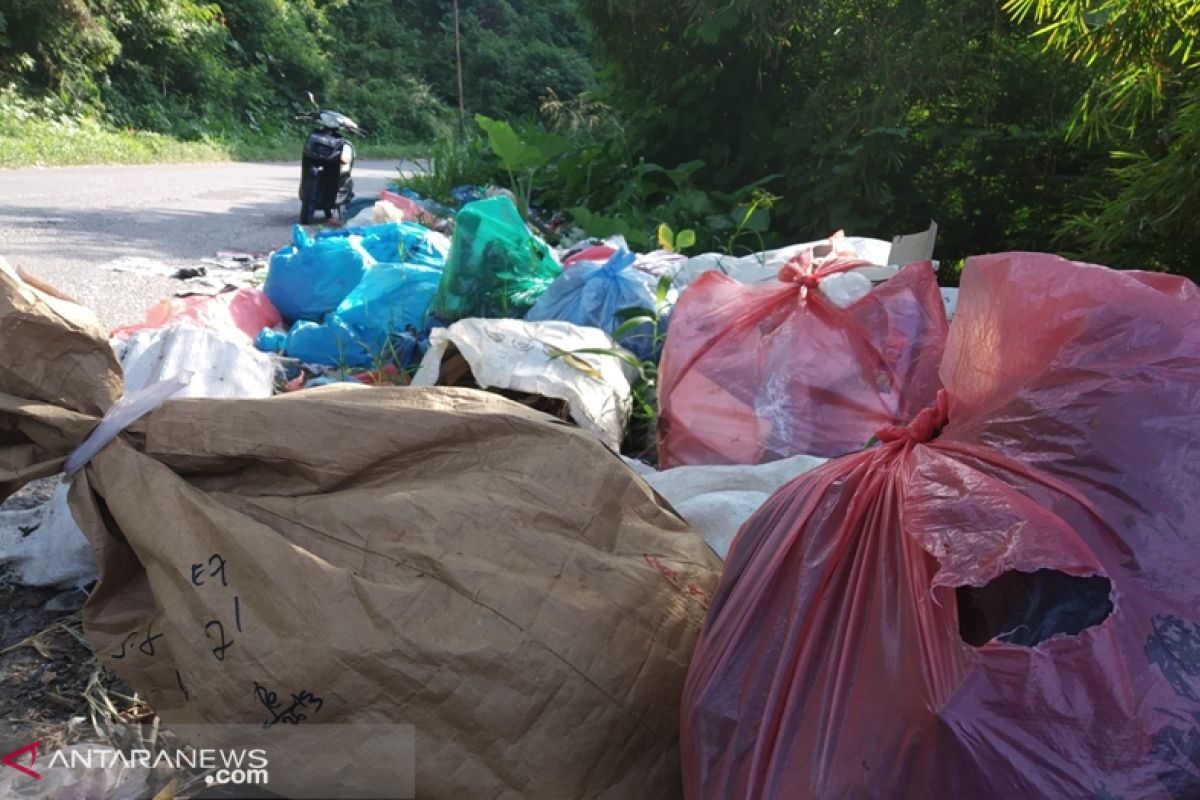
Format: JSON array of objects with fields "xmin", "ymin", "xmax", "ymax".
[{"xmin": 305, "ymin": 91, "xmax": 318, "ymax": 109}]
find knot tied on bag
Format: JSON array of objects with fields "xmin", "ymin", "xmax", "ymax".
[
  {"xmin": 876, "ymin": 389, "xmax": 949, "ymax": 444},
  {"xmin": 778, "ymin": 244, "xmax": 873, "ymax": 301}
]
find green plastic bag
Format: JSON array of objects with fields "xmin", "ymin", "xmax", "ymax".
[{"xmin": 431, "ymin": 196, "xmax": 561, "ymax": 321}]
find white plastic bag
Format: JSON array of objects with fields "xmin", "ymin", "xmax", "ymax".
[{"xmin": 413, "ymin": 319, "xmax": 632, "ymax": 451}]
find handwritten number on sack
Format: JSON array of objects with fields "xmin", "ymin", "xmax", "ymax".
[
  {"xmin": 191, "ymin": 553, "xmax": 228, "ymax": 587},
  {"xmin": 254, "ymin": 681, "xmax": 324, "ymax": 727},
  {"xmin": 205, "ymin": 620, "xmax": 234, "ymax": 661},
  {"xmin": 138, "ymin": 625, "xmax": 164, "ymax": 656},
  {"xmin": 111, "ymin": 632, "xmax": 137, "ymax": 660}
]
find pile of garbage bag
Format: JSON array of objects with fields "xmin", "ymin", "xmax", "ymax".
[
  {"xmin": 14, "ymin": 175, "xmax": 1197, "ymax": 800},
  {"xmin": 681, "ymin": 253, "xmax": 1200, "ymax": 799},
  {"xmin": 0, "ymin": 259, "xmax": 721, "ymax": 798}
]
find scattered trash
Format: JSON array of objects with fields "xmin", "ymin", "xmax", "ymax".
[
  {"xmin": 109, "ymin": 287, "xmax": 282, "ymax": 343},
  {"xmin": 412, "ymin": 318, "xmax": 633, "ymax": 451},
  {"xmin": 0, "ymin": 262, "xmax": 721, "ymax": 799},
  {"xmin": 671, "ymin": 233, "xmax": 888, "ymax": 286},
  {"xmin": 430, "ymin": 195, "xmax": 561, "ymax": 321},
  {"xmin": 98, "ymin": 255, "xmax": 180, "ymax": 278},
  {"xmin": 681, "ymin": 252, "xmax": 1200, "ymax": 799},
  {"xmin": 0, "ymin": 482, "xmax": 96, "ymax": 588},
  {"xmin": 347, "ymin": 198, "xmax": 407, "ymax": 227},
  {"xmin": 623, "ymin": 453, "xmax": 827, "ymax": 558},
  {"xmin": 658, "ymin": 252, "xmax": 948, "ymax": 464},
  {"xmin": 525, "ymin": 247, "xmax": 672, "ymax": 360},
  {"xmin": 264, "ymin": 224, "xmax": 374, "ymax": 322},
  {"xmin": 563, "ymin": 236, "xmax": 623, "ymax": 267},
  {"xmin": 119, "ymin": 323, "xmax": 276, "ymax": 399},
  {"xmin": 170, "ymin": 266, "xmax": 206, "ymax": 280},
  {"xmin": 393, "ymin": 187, "xmax": 455, "ymax": 221}
]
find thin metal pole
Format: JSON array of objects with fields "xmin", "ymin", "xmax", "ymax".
[{"xmin": 454, "ymin": 0, "xmax": 465, "ymax": 138}]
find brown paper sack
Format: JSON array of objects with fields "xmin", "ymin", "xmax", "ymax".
[{"xmin": 0, "ymin": 259, "xmax": 722, "ymax": 798}]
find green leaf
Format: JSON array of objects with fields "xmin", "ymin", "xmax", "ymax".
[
  {"xmin": 613, "ymin": 316, "xmax": 655, "ymax": 339},
  {"xmin": 474, "ymin": 113, "xmax": 526, "ymax": 173},
  {"xmin": 655, "ymin": 274, "xmax": 674, "ymax": 307},
  {"xmin": 569, "ymin": 207, "xmax": 652, "ymax": 250},
  {"xmin": 656, "ymin": 222, "xmax": 675, "ymax": 250},
  {"xmin": 614, "ymin": 306, "xmax": 655, "ymax": 321},
  {"xmin": 674, "ymin": 229, "xmax": 696, "ymax": 251}
]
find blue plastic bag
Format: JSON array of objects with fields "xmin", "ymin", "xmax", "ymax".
[
  {"xmin": 318, "ymin": 221, "xmax": 448, "ymax": 269},
  {"xmin": 284, "ymin": 315, "xmax": 385, "ymax": 368},
  {"xmin": 335, "ymin": 262, "xmax": 441, "ymax": 340},
  {"xmin": 264, "ymin": 225, "xmax": 374, "ymax": 322},
  {"xmin": 255, "ymin": 327, "xmax": 287, "ymax": 353},
  {"xmin": 525, "ymin": 248, "xmax": 666, "ymax": 360}
]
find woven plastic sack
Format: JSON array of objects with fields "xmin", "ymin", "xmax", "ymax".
[
  {"xmin": 264, "ymin": 225, "xmax": 374, "ymax": 322},
  {"xmin": 658, "ymin": 256, "xmax": 947, "ymax": 464},
  {"xmin": 431, "ymin": 196, "xmax": 560, "ymax": 321},
  {"xmin": 525, "ymin": 248, "xmax": 668, "ymax": 360},
  {"xmin": 681, "ymin": 252, "xmax": 1200, "ymax": 800}
]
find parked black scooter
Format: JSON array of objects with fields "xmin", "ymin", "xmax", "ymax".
[{"xmin": 296, "ymin": 93, "xmax": 365, "ymax": 224}]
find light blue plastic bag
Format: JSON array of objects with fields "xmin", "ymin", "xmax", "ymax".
[
  {"xmin": 525, "ymin": 248, "xmax": 665, "ymax": 360},
  {"xmin": 318, "ymin": 221, "xmax": 448, "ymax": 269},
  {"xmin": 284, "ymin": 315, "xmax": 386, "ymax": 368},
  {"xmin": 335, "ymin": 262, "xmax": 442, "ymax": 340},
  {"xmin": 264, "ymin": 225, "xmax": 374, "ymax": 322}
]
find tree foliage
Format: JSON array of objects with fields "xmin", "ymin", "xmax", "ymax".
[
  {"xmin": 575, "ymin": 0, "xmax": 1105, "ymax": 267},
  {"xmin": 1006, "ymin": 0, "xmax": 1200, "ymax": 274},
  {"xmin": 0, "ymin": 0, "xmax": 594, "ymax": 142}
]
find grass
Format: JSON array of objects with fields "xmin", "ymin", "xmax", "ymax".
[{"xmin": 0, "ymin": 115, "xmax": 425, "ymax": 168}]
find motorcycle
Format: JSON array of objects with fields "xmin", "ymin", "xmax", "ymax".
[{"xmin": 295, "ymin": 93, "xmax": 366, "ymax": 224}]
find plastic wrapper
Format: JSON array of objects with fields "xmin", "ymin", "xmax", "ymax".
[{"xmin": 681, "ymin": 252, "xmax": 1200, "ymax": 800}]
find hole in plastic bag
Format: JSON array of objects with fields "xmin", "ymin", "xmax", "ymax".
[{"xmin": 956, "ymin": 568, "xmax": 1113, "ymax": 647}]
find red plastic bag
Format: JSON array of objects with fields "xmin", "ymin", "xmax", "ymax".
[
  {"xmin": 564, "ymin": 244, "xmax": 618, "ymax": 267},
  {"xmin": 657, "ymin": 256, "xmax": 947, "ymax": 464},
  {"xmin": 380, "ymin": 190, "xmax": 441, "ymax": 225},
  {"xmin": 110, "ymin": 288, "xmax": 281, "ymax": 343},
  {"xmin": 681, "ymin": 252, "xmax": 1200, "ymax": 799}
]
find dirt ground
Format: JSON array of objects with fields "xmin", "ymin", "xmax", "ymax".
[{"xmin": 0, "ymin": 482, "xmax": 137, "ymax": 743}]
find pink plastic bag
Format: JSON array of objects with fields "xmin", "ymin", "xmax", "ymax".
[
  {"xmin": 681, "ymin": 253, "xmax": 1200, "ymax": 799},
  {"xmin": 380, "ymin": 190, "xmax": 441, "ymax": 225},
  {"xmin": 110, "ymin": 288, "xmax": 281, "ymax": 342},
  {"xmin": 658, "ymin": 255, "xmax": 947, "ymax": 464}
]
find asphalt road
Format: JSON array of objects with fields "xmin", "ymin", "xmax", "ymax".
[{"xmin": 0, "ymin": 160, "xmax": 417, "ymax": 328}]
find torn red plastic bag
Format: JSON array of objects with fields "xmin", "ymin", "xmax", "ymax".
[
  {"xmin": 657, "ymin": 252, "xmax": 947, "ymax": 464},
  {"xmin": 110, "ymin": 288, "xmax": 281, "ymax": 343},
  {"xmin": 680, "ymin": 252, "xmax": 1200, "ymax": 799}
]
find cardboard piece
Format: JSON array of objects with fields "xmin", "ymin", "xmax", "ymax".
[{"xmin": 0, "ymin": 263, "xmax": 719, "ymax": 799}]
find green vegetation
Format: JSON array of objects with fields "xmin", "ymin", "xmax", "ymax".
[
  {"xmin": 0, "ymin": 0, "xmax": 593, "ymax": 162},
  {"xmin": 2, "ymin": 0, "xmax": 1198, "ymax": 278}
]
